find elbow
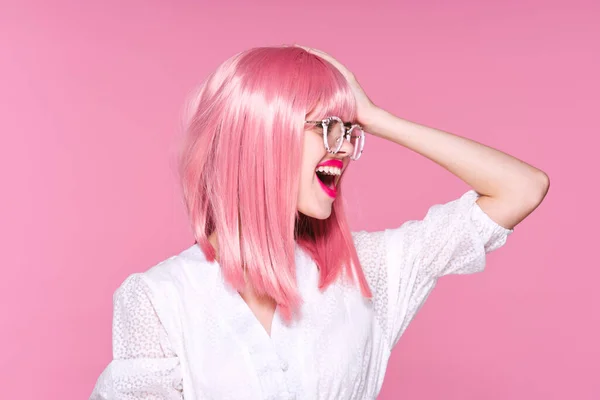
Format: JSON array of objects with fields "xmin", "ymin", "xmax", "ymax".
[
  {"xmin": 526, "ymin": 170, "xmax": 550, "ymax": 209},
  {"xmin": 535, "ymin": 170, "xmax": 550, "ymax": 200}
]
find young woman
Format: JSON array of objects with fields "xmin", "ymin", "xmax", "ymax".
[{"xmin": 90, "ymin": 44, "xmax": 549, "ymax": 399}]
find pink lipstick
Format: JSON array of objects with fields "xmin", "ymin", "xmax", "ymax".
[
  {"xmin": 316, "ymin": 159, "xmax": 343, "ymax": 169},
  {"xmin": 315, "ymin": 159, "xmax": 343, "ymax": 199}
]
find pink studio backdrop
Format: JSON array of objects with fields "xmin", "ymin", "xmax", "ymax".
[{"xmin": 1, "ymin": 0, "xmax": 598, "ymax": 399}]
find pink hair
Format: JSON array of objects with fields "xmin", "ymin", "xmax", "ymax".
[{"xmin": 177, "ymin": 46, "xmax": 371, "ymax": 321}]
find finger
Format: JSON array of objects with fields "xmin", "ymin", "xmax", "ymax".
[
  {"xmin": 294, "ymin": 44, "xmax": 312, "ymax": 52},
  {"xmin": 302, "ymin": 47, "xmax": 335, "ymax": 63},
  {"xmin": 295, "ymin": 44, "xmax": 329, "ymax": 56},
  {"xmin": 294, "ymin": 45, "xmax": 352, "ymax": 79},
  {"xmin": 314, "ymin": 51, "xmax": 350, "ymax": 75}
]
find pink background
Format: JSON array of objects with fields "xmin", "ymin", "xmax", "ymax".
[{"xmin": 1, "ymin": 0, "xmax": 598, "ymax": 398}]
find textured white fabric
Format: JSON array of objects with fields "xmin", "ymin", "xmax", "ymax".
[{"xmin": 90, "ymin": 189, "xmax": 513, "ymax": 400}]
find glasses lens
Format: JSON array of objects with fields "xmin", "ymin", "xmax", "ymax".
[
  {"xmin": 325, "ymin": 119, "xmax": 345, "ymax": 152},
  {"xmin": 349, "ymin": 126, "xmax": 364, "ymax": 159}
]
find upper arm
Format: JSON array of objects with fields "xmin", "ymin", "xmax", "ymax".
[
  {"xmin": 111, "ymin": 274, "xmax": 176, "ymax": 359},
  {"xmin": 476, "ymin": 171, "xmax": 550, "ymax": 231},
  {"xmin": 475, "ymin": 189, "xmax": 546, "ymax": 232},
  {"xmin": 90, "ymin": 274, "xmax": 183, "ymax": 400},
  {"xmin": 353, "ymin": 189, "xmax": 515, "ymax": 350}
]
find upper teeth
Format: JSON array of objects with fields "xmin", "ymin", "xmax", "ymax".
[{"xmin": 316, "ymin": 166, "xmax": 341, "ymax": 175}]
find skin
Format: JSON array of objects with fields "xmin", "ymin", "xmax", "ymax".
[
  {"xmin": 208, "ymin": 118, "xmax": 354, "ymax": 336},
  {"xmin": 294, "ymin": 44, "xmax": 550, "ymax": 231},
  {"xmin": 213, "ymin": 44, "xmax": 550, "ymax": 335},
  {"xmin": 207, "ymin": 122, "xmax": 354, "ymax": 249},
  {"xmin": 296, "ymin": 122, "xmax": 354, "ymax": 219}
]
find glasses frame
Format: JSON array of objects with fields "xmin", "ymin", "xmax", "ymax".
[{"xmin": 305, "ymin": 116, "xmax": 365, "ymax": 160}]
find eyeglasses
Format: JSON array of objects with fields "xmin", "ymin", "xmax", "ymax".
[{"xmin": 305, "ymin": 116, "xmax": 365, "ymax": 160}]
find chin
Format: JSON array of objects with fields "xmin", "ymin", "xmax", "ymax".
[{"xmin": 298, "ymin": 204, "xmax": 332, "ymax": 220}]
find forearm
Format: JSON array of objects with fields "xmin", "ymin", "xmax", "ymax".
[
  {"xmin": 363, "ymin": 106, "xmax": 548, "ymax": 201},
  {"xmin": 362, "ymin": 106, "xmax": 549, "ymax": 229}
]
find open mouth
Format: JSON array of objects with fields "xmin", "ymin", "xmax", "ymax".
[
  {"xmin": 315, "ymin": 171, "xmax": 336, "ymax": 189},
  {"xmin": 314, "ymin": 160, "xmax": 343, "ymax": 199}
]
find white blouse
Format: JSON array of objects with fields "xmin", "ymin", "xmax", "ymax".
[{"xmin": 90, "ymin": 189, "xmax": 513, "ymax": 400}]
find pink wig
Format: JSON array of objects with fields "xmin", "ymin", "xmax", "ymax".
[{"xmin": 177, "ymin": 46, "xmax": 371, "ymax": 321}]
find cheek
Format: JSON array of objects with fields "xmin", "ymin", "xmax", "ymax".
[
  {"xmin": 297, "ymin": 162, "xmax": 317, "ymax": 206},
  {"xmin": 298, "ymin": 131, "xmax": 326, "ymax": 194},
  {"xmin": 302, "ymin": 134, "xmax": 325, "ymax": 169},
  {"xmin": 298, "ymin": 169, "xmax": 314, "ymax": 198}
]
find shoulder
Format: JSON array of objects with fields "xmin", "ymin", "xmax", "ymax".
[
  {"xmin": 141, "ymin": 244, "xmax": 218, "ymax": 291},
  {"xmin": 351, "ymin": 230, "xmax": 387, "ymax": 269},
  {"xmin": 114, "ymin": 243, "xmax": 218, "ymax": 345},
  {"xmin": 117, "ymin": 243, "xmax": 218, "ymax": 306}
]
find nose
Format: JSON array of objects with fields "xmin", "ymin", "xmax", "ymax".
[{"xmin": 332, "ymin": 138, "xmax": 355, "ymax": 160}]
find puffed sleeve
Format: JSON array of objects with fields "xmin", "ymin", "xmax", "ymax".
[
  {"xmin": 90, "ymin": 274, "xmax": 183, "ymax": 399},
  {"xmin": 353, "ymin": 189, "xmax": 514, "ymax": 352}
]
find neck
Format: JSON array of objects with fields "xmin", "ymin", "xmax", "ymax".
[{"xmin": 208, "ymin": 231, "xmax": 219, "ymax": 262}]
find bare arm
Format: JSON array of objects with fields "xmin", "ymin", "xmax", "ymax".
[
  {"xmin": 293, "ymin": 44, "xmax": 550, "ymax": 230},
  {"xmin": 362, "ymin": 107, "xmax": 550, "ymax": 230}
]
